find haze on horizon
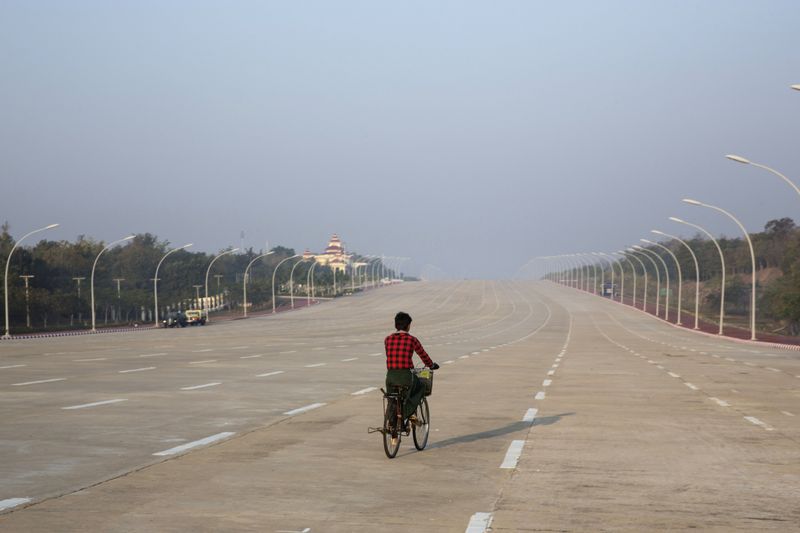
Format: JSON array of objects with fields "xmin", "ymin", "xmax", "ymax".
[{"xmin": 1, "ymin": 1, "xmax": 799, "ymax": 279}]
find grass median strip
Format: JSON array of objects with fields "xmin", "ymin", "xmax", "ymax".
[{"xmin": 153, "ymin": 432, "xmax": 235, "ymax": 456}]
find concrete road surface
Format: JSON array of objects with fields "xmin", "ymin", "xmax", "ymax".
[{"xmin": 0, "ymin": 281, "xmax": 798, "ymax": 531}]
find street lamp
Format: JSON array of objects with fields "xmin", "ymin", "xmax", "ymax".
[
  {"xmin": 622, "ymin": 250, "xmax": 649, "ymax": 312},
  {"xmin": 652, "ymin": 230, "xmax": 699, "ymax": 328},
  {"xmin": 289, "ymin": 257, "xmax": 310, "ymax": 309},
  {"xmin": 683, "ymin": 198, "xmax": 757, "ymax": 340},
  {"xmin": 634, "ymin": 245, "xmax": 670, "ymax": 321},
  {"xmin": 90, "ymin": 235, "xmax": 135, "ymax": 332},
  {"xmin": 791, "ymin": 84, "xmax": 800, "ymax": 91},
  {"xmin": 243, "ymin": 251, "xmax": 275, "ymax": 317},
  {"xmin": 726, "ymin": 155, "xmax": 800, "ymax": 199},
  {"xmin": 592, "ymin": 252, "xmax": 611, "ymax": 297},
  {"xmin": 669, "ymin": 217, "xmax": 726, "ymax": 335},
  {"xmin": 642, "ymin": 239, "xmax": 683, "ymax": 325},
  {"xmin": 613, "ymin": 252, "xmax": 636, "ymax": 307},
  {"xmin": 204, "ymin": 248, "xmax": 239, "ymax": 322},
  {"xmin": 271, "ymin": 254, "xmax": 301, "ymax": 313},
  {"xmin": 154, "ymin": 243, "xmax": 193, "ymax": 326},
  {"xmin": 307, "ymin": 261, "xmax": 318, "ymax": 305},
  {"xmin": 3, "ymin": 223, "xmax": 59, "ymax": 338}
]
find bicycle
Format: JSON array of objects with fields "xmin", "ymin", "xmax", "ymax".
[{"xmin": 370, "ymin": 367, "xmax": 432, "ymax": 458}]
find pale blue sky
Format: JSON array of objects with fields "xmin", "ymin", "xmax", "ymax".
[{"xmin": 2, "ymin": 1, "xmax": 799, "ymax": 278}]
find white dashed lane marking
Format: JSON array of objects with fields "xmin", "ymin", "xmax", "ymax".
[
  {"xmin": 279, "ymin": 351, "xmax": 297, "ymax": 355},
  {"xmin": 667, "ymin": 372, "xmax": 680, "ymax": 378},
  {"xmin": 523, "ymin": 408, "xmax": 538, "ymax": 423},
  {"xmin": 542, "ymin": 379, "xmax": 552, "ymax": 387},
  {"xmin": 500, "ymin": 440, "xmax": 525, "ymax": 469},
  {"xmin": 12, "ymin": 378, "xmax": 66, "ymax": 386},
  {"xmin": 466, "ymin": 512, "xmax": 493, "ymax": 533},
  {"xmin": 685, "ymin": 383, "xmax": 698, "ymax": 390},
  {"xmin": 547, "ymin": 370, "xmax": 555, "ymax": 376},
  {"xmin": 139, "ymin": 352, "xmax": 167, "ymax": 358},
  {"xmin": 284, "ymin": 403, "xmax": 326, "ymax": 416},
  {"xmin": 0, "ymin": 498, "xmax": 31, "ymax": 512},
  {"xmin": 443, "ymin": 360, "xmax": 454, "ymax": 365},
  {"xmin": 74, "ymin": 358, "xmax": 107, "ymax": 362},
  {"xmin": 153, "ymin": 432, "xmax": 235, "ymax": 456},
  {"xmin": 180, "ymin": 382, "xmax": 221, "ymax": 391},
  {"xmin": 240, "ymin": 354, "xmax": 263, "ymax": 359},
  {"xmin": 191, "ymin": 348, "xmax": 213, "ymax": 353},
  {"xmin": 782, "ymin": 411, "xmax": 795, "ymax": 417},
  {"xmin": 305, "ymin": 363, "xmax": 326, "ymax": 368},
  {"xmin": 341, "ymin": 357, "xmax": 359, "ymax": 362},
  {"xmin": 118, "ymin": 367, "xmax": 156, "ymax": 374},
  {"xmin": 189, "ymin": 359, "xmax": 217, "ymax": 364},
  {"xmin": 0, "ymin": 364, "xmax": 26, "ymax": 369},
  {"xmin": 710, "ymin": 397, "xmax": 730, "ymax": 407},
  {"xmin": 256, "ymin": 371, "xmax": 284, "ymax": 378},
  {"xmin": 535, "ymin": 391, "xmax": 546, "ymax": 400},
  {"xmin": 62, "ymin": 399, "xmax": 128, "ymax": 410},
  {"xmin": 744, "ymin": 416, "xmax": 774, "ymax": 431},
  {"xmin": 351, "ymin": 387, "xmax": 377, "ymax": 396}
]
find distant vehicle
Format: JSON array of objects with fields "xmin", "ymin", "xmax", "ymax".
[
  {"xmin": 185, "ymin": 309, "xmax": 207, "ymax": 326},
  {"xmin": 162, "ymin": 311, "xmax": 187, "ymax": 328}
]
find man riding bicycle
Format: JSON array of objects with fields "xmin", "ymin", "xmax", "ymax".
[{"xmin": 385, "ymin": 312, "xmax": 439, "ymax": 429}]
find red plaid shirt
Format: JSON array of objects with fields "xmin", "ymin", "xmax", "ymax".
[{"xmin": 385, "ymin": 330, "xmax": 434, "ymax": 370}]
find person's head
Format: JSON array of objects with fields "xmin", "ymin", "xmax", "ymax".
[{"xmin": 394, "ymin": 312, "xmax": 412, "ymax": 331}]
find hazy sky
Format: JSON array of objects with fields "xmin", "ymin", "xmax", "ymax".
[{"xmin": 2, "ymin": 1, "xmax": 799, "ymax": 278}]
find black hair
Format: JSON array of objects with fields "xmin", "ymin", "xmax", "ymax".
[{"xmin": 394, "ymin": 312, "xmax": 412, "ymax": 331}]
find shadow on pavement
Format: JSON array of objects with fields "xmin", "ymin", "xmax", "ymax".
[{"xmin": 427, "ymin": 412, "xmax": 575, "ymax": 450}]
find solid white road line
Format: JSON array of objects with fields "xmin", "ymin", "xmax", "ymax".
[
  {"xmin": 181, "ymin": 382, "xmax": 221, "ymax": 391},
  {"xmin": 74, "ymin": 358, "xmax": 107, "ymax": 362},
  {"xmin": 62, "ymin": 399, "xmax": 128, "ymax": 410},
  {"xmin": 284, "ymin": 403, "xmax": 326, "ymax": 416},
  {"xmin": 500, "ymin": 440, "xmax": 525, "ymax": 469},
  {"xmin": 535, "ymin": 391, "xmax": 546, "ymax": 400},
  {"xmin": 341, "ymin": 357, "xmax": 359, "ymax": 362},
  {"xmin": 0, "ymin": 498, "xmax": 31, "ymax": 512},
  {"xmin": 0, "ymin": 364, "xmax": 26, "ymax": 369},
  {"xmin": 256, "ymin": 371, "xmax": 284, "ymax": 378},
  {"xmin": 352, "ymin": 387, "xmax": 378, "ymax": 396},
  {"xmin": 305, "ymin": 363, "xmax": 326, "ymax": 368},
  {"xmin": 465, "ymin": 512, "xmax": 493, "ymax": 533},
  {"xmin": 189, "ymin": 359, "xmax": 217, "ymax": 364},
  {"xmin": 153, "ymin": 432, "xmax": 235, "ymax": 456},
  {"xmin": 118, "ymin": 367, "xmax": 156, "ymax": 374},
  {"xmin": 744, "ymin": 416, "xmax": 774, "ymax": 431},
  {"xmin": 523, "ymin": 408, "xmax": 538, "ymax": 423},
  {"xmin": 542, "ymin": 379, "xmax": 552, "ymax": 387},
  {"xmin": 240, "ymin": 354, "xmax": 263, "ymax": 359},
  {"xmin": 139, "ymin": 352, "xmax": 167, "ymax": 358},
  {"xmin": 12, "ymin": 378, "xmax": 66, "ymax": 386},
  {"xmin": 709, "ymin": 397, "xmax": 730, "ymax": 407}
]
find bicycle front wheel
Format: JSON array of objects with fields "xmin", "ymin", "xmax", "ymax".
[
  {"xmin": 412, "ymin": 396, "xmax": 430, "ymax": 450},
  {"xmin": 383, "ymin": 400, "xmax": 401, "ymax": 458}
]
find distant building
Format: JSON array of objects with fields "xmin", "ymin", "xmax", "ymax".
[{"xmin": 304, "ymin": 234, "xmax": 351, "ymax": 273}]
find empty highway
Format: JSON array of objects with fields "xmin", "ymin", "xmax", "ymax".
[{"xmin": 0, "ymin": 281, "xmax": 798, "ymax": 531}]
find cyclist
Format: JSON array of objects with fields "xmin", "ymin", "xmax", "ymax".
[{"xmin": 385, "ymin": 312, "xmax": 439, "ymax": 430}]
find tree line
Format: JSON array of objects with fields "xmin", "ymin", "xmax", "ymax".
[{"xmin": 0, "ymin": 224, "xmax": 393, "ymax": 331}]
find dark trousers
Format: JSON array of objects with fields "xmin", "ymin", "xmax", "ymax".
[{"xmin": 385, "ymin": 369, "xmax": 424, "ymax": 419}]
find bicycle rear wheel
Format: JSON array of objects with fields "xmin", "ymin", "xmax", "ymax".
[
  {"xmin": 383, "ymin": 399, "xmax": 401, "ymax": 458},
  {"xmin": 412, "ymin": 396, "xmax": 430, "ymax": 450}
]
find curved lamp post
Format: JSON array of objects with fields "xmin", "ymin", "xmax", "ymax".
[
  {"xmin": 592, "ymin": 252, "xmax": 612, "ymax": 297},
  {"xmin": 654, "ymin": 230, "xmax": 700, "ymax": 329},
  {"xmin": 90, "ymin": 235, "xmax": 135, "ymax": 331},
  {"xmin": 635, "ymin": 245, "xmax": 670, "ymax": 321},
  {"xmin": 669, "ymin": 217, "xmax": 726, "ymax": 334},
  {"xmin": 683, "ymin": 198, "xmax": 757, "ymax": 340},
  {"xmin": 727, "ymin": 155, "xmax": 800, "ymax": 199},
  {"xmin": 630, "ymin": 248, "xmax": 661, "ymax": 316},
  {"xmin": 3, "ymin": 223, "xmax": 59, "ymax": 338},
  {"xmin": 154, "ymin": 243, "xmax": 193, "ymax": 326},
  {"xmin": 623, "ymin": 249, "xmax": 649, "ymax": 312},
  {"xmin": 289, "ymin": 257, "xmax": 310, "ymax": 309},
  {"xmin": 271, "ymin": 254, "xmax": 301, "ymax": 313},
  {"xmin": 243, "ymin": 251, "xmax": 275, "ymax": 317},
  {"xmin": 643, "ymin": 239, "xmax": 683, "ymax": 325},
  {"xmin": 205, "ymin": 248, "xmax": 239, "ymax": 322},
  {"xmin": 613, "ymin": 252, "xmax": 636, "ymax": 307},
  {"xmin": 307, "ymin": 261, "xmax": 319, "ymax": 305}
]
